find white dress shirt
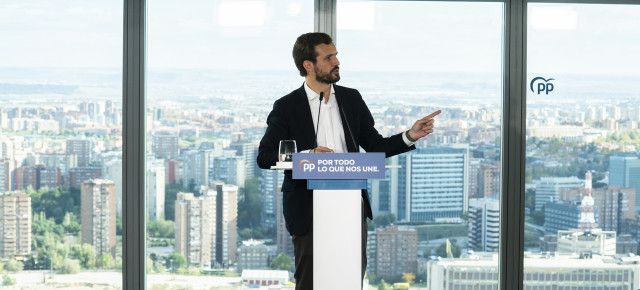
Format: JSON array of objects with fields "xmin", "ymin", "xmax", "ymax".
[{"xmin": 303, "ymin": 82, "xmax": 414, "ymax": 152}]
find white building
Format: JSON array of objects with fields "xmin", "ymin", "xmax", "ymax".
[
  {"xmin": 398, "ymin": 145, "xmax": 469, "ymax": 222},
  {"xmin": 427, "ymin": 252, "xmax": 640, "ymax": 290},
  {"xmin": 146, "ymin": 159, "xmax": 165, "ymax": 221},
  {"xmin": 557, "ymin": 229, "xmax": 617, "ymax": 256},
  {"xmin": 469, "ymin": 198, "xmax": 500, "ymax": 252}
]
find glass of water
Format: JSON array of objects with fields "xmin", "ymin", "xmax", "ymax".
[{"xmin": 278, "ymin": 140, "xmax": 296, "ymax": 162}]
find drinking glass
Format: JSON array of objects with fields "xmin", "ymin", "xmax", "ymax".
[{"xmin": 279, "ymin": 140, "xmax": 296, "ymax": 162}]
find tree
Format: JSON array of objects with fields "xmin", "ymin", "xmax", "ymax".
[
  {"xmin": 270, "ymin": 253, "xmax": 292, "ymax": 271},
  {"xmin": 402, "ymin": 272, "xmax": 416, "ymax": 284},
  {"xmin": 59, "ymin": 258, "xmax": 81, "ymax": 274},
  {"xmin": 146, "ymin": 257, "xmax": 154, "ymax": 274},
  {"xmin": 525, "ymin": 189, "xmax": 536, "ymax": 211},
  {"xmin": 378, "ymin": 279, "xmax": 391, "ymax": 290},
  {"xmin": 532, "ymin": 210, "xmax": 545, "ymax": 226},
  {"xmin": 96, "ymin": 254, "xmax": 114, "ymax": 269},
  {"xmin": 435, "ymin": 240, "xmax": 461, "ymax": 258},
  {"xmin": 167, "ymin": 253, "xmax": 187, "ymax": 270},
  {"xmin": 148, "ymin": 219, "xmax": 175, "ymax": 238},
  {"xmin": 237, "ymin": 177, "xmax": 262, "ymax": 229},
  {"xmin": 5, "ymin": 259, "xmax": 23, "ymax": 272},
  {"xmin": 374, "ymin": 213, "xmax": 396, "ymax": 228},
  {"xmin": 164, "ymin": 181, "xmax": 184, "ymax": 221},
  {"xmin": 2, "ymin": 274, "xmax": 15, "ymax": 286},
  {"xmin": 71, "ymin": 243, "xmax": 95, "ymax": 269}
]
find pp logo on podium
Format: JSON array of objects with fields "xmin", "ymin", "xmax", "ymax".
[
  {"xmin": 530, "ymin": 77, "xmax": 555, "ymax": 95},
  {"xmin": 299, "ymin": 159, "xmax": 316, "ymax": 172}
]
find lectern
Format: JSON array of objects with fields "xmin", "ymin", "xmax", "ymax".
[{"xmin": 292, "ymin": 153, "xmax": 385, "ymax": 289}]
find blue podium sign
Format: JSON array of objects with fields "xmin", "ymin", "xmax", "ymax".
[{"xmin": 292, "ymin": 153, "xmax": 385, "ymax": 180}]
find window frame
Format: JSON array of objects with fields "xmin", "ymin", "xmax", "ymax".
[{"xmin": 121, "ymin": 0, "xmax": 640, "ymax": 289}]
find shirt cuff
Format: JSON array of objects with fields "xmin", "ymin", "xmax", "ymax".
[
  {"xmin": 301, "ymin": 149, "xmax": 311, "ymax": 153},
  {"xmin": 402, "ymin": 131, "xmax": 415, "ymax": 146}
]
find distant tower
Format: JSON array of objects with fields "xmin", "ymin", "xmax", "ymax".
[{"xmin": 578, "ymin": 171, "xmax": 596, "ymax": 230}]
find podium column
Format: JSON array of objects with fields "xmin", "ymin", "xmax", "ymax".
[{"xmin": 309, "ymin": 179, "xmax": 366, "ymax": 290}]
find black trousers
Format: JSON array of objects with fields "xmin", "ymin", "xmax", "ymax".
[{"xmin": 291, "ymin": 200, "xmax": 368, "ymax": 290}]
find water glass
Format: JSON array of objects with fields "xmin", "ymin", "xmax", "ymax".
[{"xmin": 278, "ymin": 140, "xmax": 296, "ymax": 162}]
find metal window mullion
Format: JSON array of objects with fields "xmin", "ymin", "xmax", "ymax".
[
  {"xmin": 123, "ymin": 0, "xmax": 146, "ymax": 289},
  {"xmin": 315, "ymin": 0, "xmax": 337, "ymax": 40},
  {"xmin": 501, "ymin": 0, "xmax": 526, "ymax": 289}
]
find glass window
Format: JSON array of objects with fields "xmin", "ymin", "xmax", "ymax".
[
  {"xmin": 337, "ymin": 1, "xmax": 503, "ymax": 288},
  {"xmin": 0, "ymin": 0, "xmax": 122, "ymax": 287},
  {"xmin": 146, "ymin": 0, "xmax": 311, "ymax": 288},
  {"xmin": 524, "ymin": 3, "xmax": 640, "ymax": 287}
]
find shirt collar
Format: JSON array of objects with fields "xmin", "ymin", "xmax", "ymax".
[{"xmin": 304, "ymin": 82, "xmax": 335, "ymax": 102}]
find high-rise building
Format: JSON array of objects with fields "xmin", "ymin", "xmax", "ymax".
[
  {"xmin": 212, "ymin": 155, "xmax": 245, "ymax": 187},
  {"xmin": 175, "ymin": 182, "xmax": 238, "ymax": 267},
  {"xmin": 259, "ymin": 169, "xmax": 283, "ymax": 229},
  {"xmin": 206, "ymin": 182, "xmax": 238, "ymax": 267},
  {"xmin": 182, "ymin": 149, "xmax": 212, "ymax": 189},
  {"xmin": 147, "ymin": 159, "xmax": 165, "ymax": 221},
  {"xmin": 237, "ymin": 240, "xmax": 268, "ymax": 272},
  {"xmin": 534, "ymin": 177, "xmax": 583, "ymax": 212},
  {"xmin": 40, "ymin": 153, "xmax": 77, "ymax": 176},
  {"xmin": 165, "ymin": 159, "xmax": 183, "ymax": 185},
  {"xmin": 66, "ymin": 138, "xmax": 93, "ymax": 167},
  {"xmin": 609, "ymin": 154, "xmax": 640, "ymax": 213},
  {"xmin": 228, "ymin": 137, "xmax": 257, "ymax": 179},
  {"xmin": 478, "ymin": 161, "xmax": 500, "ymax": 199},
  {"xmin": 366, "ymin": 229, "xmax": 377, "ymax": 275},
  {"xmin": 81, "ymin": 179, "xmax": 116, "ymax": 258},
  {"xmin": 375, "ymin": 226, "xmax": 418, "ymax": 278},
  {"xmin": 69, "ymin": 166, "xmax": 102, "ymax": 188},
  {"xmin": 276, "ymin": 189, "xmax": 294, "ymax": 259},
  {"xmin": 152, "ymin": 133, "xmax": 179, "ymax": 160},
  {"xmin": 468, "ymin": 158, "xmax": 481, "ymax": 198},
  {"xmin": 0, "ymin": 159, "xmax": 16, "ymax": 192},
  {"xmin": 13, "ymin": 165, "xmax": 61, "ymax": 190},
  {"xmin": 468, "ymin": 198, "xmax": 500, "ymax": 252},
  {"xmin": 398, "ymin": 145, "xmax": 469, "ymax": 222},
  {"xmin": 0, "ymin": 192, "xmax": 31, "ymax": 257},
  {"xmin": 544, "ymin": 200, "xmax": 583, "ymax": 235},
  {"xmin": 175, "ymin": 192, "xmax": 213, "ymax": 266},
  {"xmin": 103, "ymin": 159, "xmax": 122, "ymax": 215}
]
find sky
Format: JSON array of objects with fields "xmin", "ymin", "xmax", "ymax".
[{"xmin": 0, "ymin": 0, "xmax": 639, "ymax": 77}]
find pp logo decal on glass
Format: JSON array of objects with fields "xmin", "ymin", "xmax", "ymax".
[{"xmin": 530, "ymin": 77, "xmax": 555, "ymax": 95}]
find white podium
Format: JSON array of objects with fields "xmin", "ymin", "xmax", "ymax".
[
  {"xmin": 309, "ymin": 180, "xmax": 365, "ymax": 290},
  {"xmin": 287, "ymin": 152, "xmax": 385, "ymax": 289}
]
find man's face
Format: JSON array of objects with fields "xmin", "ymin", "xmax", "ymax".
[{"xmin": 312, "ymin": 43, "xmax": 340, "ymax": 84}]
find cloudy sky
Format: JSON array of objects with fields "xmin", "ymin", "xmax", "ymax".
[{"xmin": 0, "ymin": 0, "xmax": 639, "ymax": 77}]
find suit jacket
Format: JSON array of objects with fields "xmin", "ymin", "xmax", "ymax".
[{"xmin": 257, "ymin": 84, "xmax": 415, "ymax": 236}]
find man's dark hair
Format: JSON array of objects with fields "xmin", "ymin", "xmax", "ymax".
[{"xmin": 292, "ymin": 32, "xmax": 333, "ymax": 77}]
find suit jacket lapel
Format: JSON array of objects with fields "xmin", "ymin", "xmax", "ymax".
[{"xmin": 294, "ymin": 85, "xmax": 317, "ymax": 150}]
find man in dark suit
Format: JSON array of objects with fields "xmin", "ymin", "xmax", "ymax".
[{"xmin": 257, "ymin": 32, "xmax": 440, "ymax": 289}]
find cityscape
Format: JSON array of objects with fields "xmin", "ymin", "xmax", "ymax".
[{"xmin": 0, "ymin": 66, "xmax": 639, "ymax": 289}]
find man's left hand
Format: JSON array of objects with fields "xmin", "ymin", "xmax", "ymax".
[{"xmin": 408, "ymin": 110, "xmax": 442, "ymax": 141}]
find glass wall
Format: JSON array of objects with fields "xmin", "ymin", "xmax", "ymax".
[
  {"xmin": 0, "ymin": 0, "xmax": 122, "ymax": 288},
  {"xmin": 145, "ymin": 0, "xmax": 312, "ymax": 288},
  {"xmin": 337, "ymin": 1, "xmax": 504, "ymax": 288},
  {"xmin": 524, "ymin": 3, "xmax": 640, "ymax": 289}
]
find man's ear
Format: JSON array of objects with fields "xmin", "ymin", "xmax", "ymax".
[{"xmin": 303, "ymin": 60, "xmax": 314, "ymax": 74}]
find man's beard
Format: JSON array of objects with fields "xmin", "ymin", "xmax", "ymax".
[{"xmin": 315, "ymin": 66, "xmax": 340, "ymax": 84}]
